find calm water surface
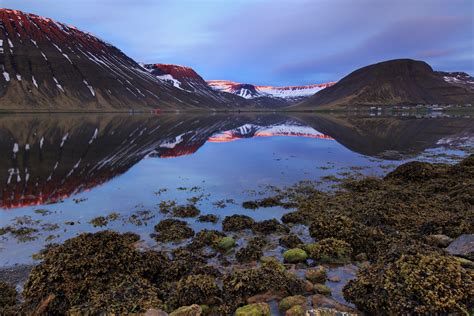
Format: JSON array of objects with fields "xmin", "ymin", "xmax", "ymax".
[{"xmin": 0, "ymin": 112, "xmax": 473, "ymax": 267}]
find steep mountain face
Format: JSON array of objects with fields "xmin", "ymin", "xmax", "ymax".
[
  {"xmin": 143, "ymin": 63, "xmax": 249, "ymax": 106},
  {"xmin": 0, "ymin": 9, "xmax": 244, "ymax": 111},
  {"xmin": 295, "ymin": 59, "xmax": 474, "ymax": 109},
  {"xmin": 207, "ymin": 80, "xmax": 335, "ymax": 106},
  {"xmin": 436, "ymin": 71, "xmax": 474, "ymax": 91}
]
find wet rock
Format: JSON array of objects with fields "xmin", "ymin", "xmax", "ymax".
[
  {"xmin": 283, "ymin": 248, "xmax": 308, "ymax": 263},
  {"xmin": 304, "ymin": 280, "xmax": 314, "ymax": 293},
  {"xmin": 145, "ymin": 308, "xmax": 169, "ymax": 316},
  {"xmin": 252, "ymin": 219, "xmax": 289, "ymax": 234},
  {"xmin": 278, "ymin": 295, "xmax": 306, "ymax": 311},
  {"xmin": 312, "ymin": 295, "xmax": 356, "ymax": 313},
  {"xmin": 426, "ymin": 234, "xmax": 453, "ymax": 248},
  {"xmin": 327, "ymin": 275, "xmax": 341, "ymax": 283},
  {"xmin": 285, "ymin": 304, "xmax": 305, "ymax": 316},
  {"xmin": 445, "ymin": 234, "xmax": 474, "ymax": 260},
  {"xmin": 246, "ymin": 292, "xmax": 281, "ymax": 304},
  {"xmin": 313, "ymin": 284, "xmax": 331, "ymax": 296},
  {"xmin": 169, "ymin": 304, "xmax": 202, "ymax": 316},
  {"xmin": 172, "ymin": 205, "xmax": 201, "ymax": 218},
  {"xmin": 279, "ymin": 233, "xmax": 303, "ymax": 249},
  {"xmin": 222, "ymin": 215, "xmax": 255, "ymax": 232},
  {"xmin": 154, "ymin": 219, "xmax": 195, "ymax": 242},
  {"xmin": 305, "ymin": 266, "xmax": 327, "ymax": 283},
  {"xmin": 235, "ymin": 302, "xmax": 270, "ymax": 316},
  {"xmin": 217, "ymin": 236, "xmax": 236, "ymax": 252},
  {"xmin": 196, "ymin": 214, "xmax": 218, "ymax": 223},
  {"xmin": 305, "ymin": 238, "xmax": 352, "ymax": 264}
]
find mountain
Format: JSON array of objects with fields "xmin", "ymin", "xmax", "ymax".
[
  {"xmin": 0, "ymin": 9, "xmax": 245, "ymax": 111},
  {"xmin": 207, "ymin": 80, "xmax": 335, "ymax": 106},
  {"xmin": 143, "ymin": 63, "xmax": 249, "ymax": 106},
  {"xmin": 294, "ymin": 59, "xmax": 474, "ymax": 109},
  {"xmin": 436, "ymin": 71, "xmax": 474, "ymax": 91}
]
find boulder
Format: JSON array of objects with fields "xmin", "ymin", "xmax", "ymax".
[
  {"xmin": 446, "ymin": 234, "xmax": 474, "ymax": 260},
  {"xmin": 278, "ymin": 295, "xmax": 306, "ymax": 311},
  {"xmin": 283, "ymin": 248, "xmax": 308, "ymax": 263},
  {"xmin": 235, "ymin": 303, "xmax": 270, "ymax": 316}
]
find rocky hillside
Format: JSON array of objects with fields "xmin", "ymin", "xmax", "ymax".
[
  {"xmin": 0, "ymin": 9, "xmax": 245, "ymax": 111},
  {"xmin": 294, "ymin": 59, "xmax": 474, "ymax": 109},
  {"xmin": 436, "ymin": 71, "xmax": 474, "ymax": 91}
]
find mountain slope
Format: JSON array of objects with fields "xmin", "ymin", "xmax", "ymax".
[
  {"xmin": 294, "ymin": 59, "xmax": 474, "ymax": 109},
  {"xmin": 0, "ymin": 9, "xmax": 244, "ymax": 111},
  {"xmin": 207, "ymin": 80, "xmax": 335, "ymax": 106},
  {"xmin": 144, "ymin": 63, "xmax": 249, "ymax": 106}
]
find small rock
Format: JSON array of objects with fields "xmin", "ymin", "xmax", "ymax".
[
  {"xmin": 312, "ymin": 294, "xmax": 356, "ymax": 313},
  {"xmin": 247, "ymin": 292, "xmax": 281, "ymax": 304},
  {"xmin": 426, "ymin": 234, "xmax": 453, "ymax": 248},
  {"xmin": 354, "ymin": 252, "xmax": 368, "ymax": 262},
  {"xmin": 235, "ymin": 302, "xmax": 270, "ymax": 316},
  {"xmin": 304, "ymin": 280, "xmax": 314, "ymax": 293},
  {"xmin": 283, "ymin": 248, "xmax": 308, "ymax": 263},
  {"xmin": 313, "ymin": 284, "xmax": 331, "ymax": 296},
  {"xmin": 217, "ymin": 236, "xmax": 236, "ymax": 251},
  {"xmin": 285, "ymin": 304, "xmax": 305, "ymax": 316},
  {"xmin": 327, "ymin": 275, "xmax": 341, "ymax": 282},
  {"xmin": 278, "ymin": 295, "xmax": 306, "ymax": 311},
  {"xmin": 305, "ymin": 266, "xmax": 327, "ymax": 283},
  {"xmin": 446, "ymin": 234, "xmax": 474, "ymax": 260},
  {"xmin": 145, "ymin": 309, "xmax": 168, "ymax": 316},
  {"xmin": 169, "ymin": 304, "xmax": 201, "ymax": 316}
]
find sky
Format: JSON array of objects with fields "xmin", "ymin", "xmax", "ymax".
[{"xmin": 3, "ymin": 0, "xmax": 473, "ymax": 85}]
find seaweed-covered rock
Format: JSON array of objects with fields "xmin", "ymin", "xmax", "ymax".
[
  {"xmin": 223, "ymin": 260, "xmax": 306, "ymax": 310},
  {"xmin": 173, "ymin": 274, "xmax": 221, "ymax": 306},
  {"xmin": 252, "ymin": 219, "xmax": 289, "ymax": 234},
  {"xmin": 169, "ymin": 304, "xmax": 202, "ymax": 316},
  {"xmin": 0, "ymin": 281, "xmax": 16, "ymax": 310},
  {"xmin": 305, "ymin": 266, "xmax": 327, "ymax": 283},
  {"xmin": 385, "ymin": 161, "xmax": 445, "ymax": 182},
  {"xmin": 285, "ymin": 304, "xmax": 305, "ymax": 316},
  {"xmin": 188, "ymin": 229, "xmax": 225, "ymax": 249},
  {"xmin": 313, "ymin": 284, "xmax": 331, "ymax": 296},
  {"xmin": 172, "ymin": 205, "xmax": 201, "ymax": 218},
  {"xmin": 222, "ymin": 215, "xmax": 255, "ymax": 232},
  {"xmin": 304, "ymin": 238, "xmax": 352, "ymax": 264},
  {"xmin": 236, "ymin": 237, "xmax": 266, "ymax": 263},
  {"xmin": 235, "ymin": 302, "xmax": 270, "ymax": 316},
  {"xmin": 154, "ymin": 219, "xmax": 195, "ymax": 242},
  {"xmin": 279, "ymin": 234, "xmax": 303, "ymax": 249},
  {"xmin": 217, "ymin": 236, "xmax": 236, "ymax": 252},
  {"xmin": 197, "ymin": 214, "xmax": 218, "ymax": 223},
  {"xmin": 278, "ymin": 295, "xmax": 306, "ymax": 311},
  {"xmin": 283, "ymin": 248, "xmax": 307, "ymax": 263},
  {"xmin": 22, "ymin": 231, "xmax": 163, "ymax": 314},
  {"xmin": 343, "ymin": 253, "xmax": 474, "ymax": 314}
]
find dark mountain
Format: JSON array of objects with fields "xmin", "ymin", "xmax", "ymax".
[
  {"xmin": 143, "ymin": 63, "xmax": 249, "ymax": 106},
  {"xmin": 294, "ymin": 59, "xmax": 474, "ymax": 109},
  {"xmin": 0, "ymin": 9, "xmax": 246, "ymax": 111}
]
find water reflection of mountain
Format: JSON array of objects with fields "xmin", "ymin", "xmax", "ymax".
[
  {"xmin": 0, "ymin": 113, "xmax": 472, "ymax": 209},
  {"xmin": 294, "ymin": 113, "xmax": 474, "ymax": 159}
]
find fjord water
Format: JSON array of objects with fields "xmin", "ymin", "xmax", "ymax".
[{"xmin": 0, "ymin": 112, "xmax": 473, "ymax": 266}]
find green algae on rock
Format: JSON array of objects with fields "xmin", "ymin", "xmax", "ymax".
[
  {"xmin": 278, "ymin": 295, "xmax": 306, "ymax": 311},
  {"xmin": 305, "ymin": 266, "xmax": 327, "ymax": 283},
  {"xmin": 217, "ymin": 236, "xmax": 236, "ymax": 252},
  {"xmin": 283, "ymin": 248, "xmax": 308, "ymax": 263},
  {"xmin": 304, "ymin": 238, "xmax": 352, "ymax": 264},
  {"xmin": 235, "ymin": 302, "xmax": 270, "ymax": 316},
  {"xmin": 285, "ymin": 304, "xmax": 305, "ymax": 316}
]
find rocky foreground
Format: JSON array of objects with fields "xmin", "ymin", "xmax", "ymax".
[{"xmin": 1, "ymin": 156, "xmax": 473, "ymax": 315}]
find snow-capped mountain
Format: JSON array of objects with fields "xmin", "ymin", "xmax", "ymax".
[
  {"xmin": 436, "ymin": 71, "xmax": 474, "ymax": 91},
  {"xmin": 143, "ymin": 63, "xmax": 248, "ymax": 105},
  {"xmin": 207, "ymin": 80, "xmax": 336, "ymax": 103}
]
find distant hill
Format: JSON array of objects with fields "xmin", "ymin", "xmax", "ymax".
[
  {"xmin": 0, "ymin": 9, "xmax": 245, "ymax": 111},
  {"xmin": 294, "ymin": 59, "xmax": 474, "ymax": 109}
]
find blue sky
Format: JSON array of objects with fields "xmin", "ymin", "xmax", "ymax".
[{"xmin": 3, "ymin": 0, "xmax": 473, "ymax": 85}]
